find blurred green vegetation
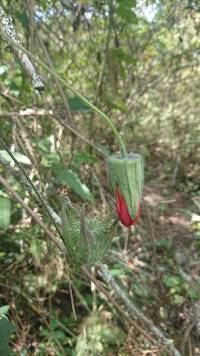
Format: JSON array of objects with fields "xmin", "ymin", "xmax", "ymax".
[{"xmin": 0, "ymin": 0, "xmax": 200, "ymax": 354}]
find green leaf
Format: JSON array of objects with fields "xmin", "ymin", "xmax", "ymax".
[
  {"xmin": 35, "ymin": 137, "xmax": 52, "ymax": 153},
  {"xmin": 132, "ymin": 283, "xmax": 149, "ymax": 298},
  {"xmin": 8, "ymin": 81, "xmax": 20, "ymax": 97},
  {"xmin": 117, "ymin": 0, "xmax": 136, "ymax": 5},
  {"xmin": 116, "ymin": 0, "xmax": 137, "ymax": 23},
  {"xmin": 111, "ymin": 48, "xmax": 136, "ymax": 64},
  {"xmin": 187, "ymin": 288, "xmax": 199, "ymax": 300},
  {"xmin": 53, "ymin": 164, "xmax": 94, "ymax": 202},
  {"xmin": 72, "ymin": 151, "xmax": 97, "ymax": 168},
  {"xmin": 0, "ymin": 317, "xmax": 16, "ymax": 356},
  {"xmin": 15, "ymin": 11, "xmax": 29, "ymax": 27},
  {"xmin": 110, "ymin": 268, "xmax": 124, "ymax": 277},
  {"xmin": 29, "ymin": 240, "xmax": 44, "ymax": 264},
  {"xmin": 0, "ymin": 150, "xmax": 31, "ymax": 165},
  {"xmin": 0, "ymin": 197, "xmax": 11, "ymax": 231},
  {"xmin": 41, "ymin": 153, "xmax": 60, "ymax": 167},
  {"xmin": 68, "ymin": 96, "xmax": 91, "ymax": 112},
  {"xmin": 75, "ymin": 313, "xmax": 125, "ymax": 355},
  {"xmin": 173, "ymin": 295, "xmax": 184, "ymax": 305},
  {"xmin": 0, "ymin": 65, "xmax": 8, "ymax": 75},
  {"xmin": 163, "ymin": 275, "xmax": 182, "ymax": 288},
  {"xmin": 155, "ymin": 239, "xmax": 171, "ymax": 248},
  {"xmin": 0, "ymin": 306, "xmax": 10, "ymax": 316}
]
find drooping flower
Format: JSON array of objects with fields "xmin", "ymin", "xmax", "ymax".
[
  {"xmin": 107, "ymin": 153, "xmax": 144, "ymax": 227},
  {"xmin": 115, "ymin": 186, "xmax": 140, "ymax": 227}
]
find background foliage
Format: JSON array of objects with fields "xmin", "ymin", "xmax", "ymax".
[{"xmin": 0, "ymin": 0, "xmax": 200, "ymax": 354}]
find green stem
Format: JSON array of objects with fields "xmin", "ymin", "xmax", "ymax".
[
  {"xmin": 0, "ymin": 32, "xmax": 127, "ymax": 158},
  {"xmin": 62, "ymin": 85, "xmax": 127, "ymax": 159}
]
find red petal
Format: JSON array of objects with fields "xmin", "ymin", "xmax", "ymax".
[{"xmin": 115, "ymin": 187, "xmax": 140, "ymax": 227}]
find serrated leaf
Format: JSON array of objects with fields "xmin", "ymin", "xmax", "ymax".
[
  {"xmin": 0, "ymin": 150, "xmax": 31, "ymax": 165},
  {"xmin": 0, "ymin": 317, "xmax": 16, "ymax": 356},
  {"xmin": 0, "ymin": 197, "xmax": 11, "ymax": 231},
  {"xmin": 53, "ymin": 164, "xmax": 94, "ymax": 202}
]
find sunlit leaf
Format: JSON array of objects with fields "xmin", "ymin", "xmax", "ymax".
[
  {"xmin": 0, "ymin": 150, "xmax": 31, "ymax": 165},
  {"xmin": 53, "ymin": 164, "xmax": 94, "ymax": 202},
  {"xmin": 0, "ymin": 197, "xmax": 11, "ymax": 231},
  {"xmin": 0, "ymin": 306, "xmax": 10, "ymax": 316},
  {"xmin": 0, "ymin": 65, "xmax": 8, "ymax": 75}
]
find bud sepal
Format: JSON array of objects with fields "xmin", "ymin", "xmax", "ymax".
[{"xmin": 61, "ymin": 197, "xmax": 117, "ymax": 268}]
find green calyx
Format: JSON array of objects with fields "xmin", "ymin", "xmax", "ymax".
[
  {"xmin": 61, "ymin": 198, "xmax": 117, "ymax": 268},
  {"xmin": 107, "ymin": 153, "xmax": 144, "ymax": 218}
]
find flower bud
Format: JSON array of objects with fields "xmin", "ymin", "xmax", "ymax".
[{"xmin": 107, "ymin": 153, "xmax": 144, "ymax": 227}]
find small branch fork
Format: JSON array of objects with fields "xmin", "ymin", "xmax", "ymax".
[{"xmin": 0, "ymin": 6, "xmax": 45, "ymax": 91}]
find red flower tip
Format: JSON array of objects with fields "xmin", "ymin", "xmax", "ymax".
[{"xmin": 115, "ymin": 187, "xmax": 140, "ymax": 227}]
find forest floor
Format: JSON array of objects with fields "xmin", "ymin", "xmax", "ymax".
[{"xmin": 121, "ymin": 181, "xmax": 200, "ymax": 355}]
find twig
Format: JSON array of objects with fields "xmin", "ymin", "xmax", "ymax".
[
  {"xmin": 14, "ymin": 116, "xmax": 38, "ymax": 168},
  {"xmin": 0, "ymin": 109, "xmax": 106, "ymax": 156},
  {"xmin": 81, "ymin": 266, "xmax": 155, "ymax": 344},
  {"xmin": 88, "ymin": 0, "xmax": 113, "ymax": 141},
  {"xmin": 67, "ymin": 269, "xmax": 77, "ymax": 321},
  {"xmin": 0, "ymin": 138, "xmax": 62, "ymax": 235},
  {"xmin": 0, "ymin": 6, "xmax": 45, "ymax": 90},
  {"xmin": 54, "ymin": 114, "xmax": 105, "ymax": 156},
  {"xmin": 0, "ymin": 109, "xmax": 53, "ymax": 117},
  {"xmin": 0, "ymin": 151, "xmax": 62, "ymax": 228},
  {"xmin": 172, "ymin": 153, "xmax": 181, "ymax": 186},
  {"xmin": 0, "ymin": 174, "xmax": 63, "ymax": 252},
  {"xmin": 145, "ymin": 202, "xmax": 158, "ymax": 269},
  {"xmin": 0, "ymin": 29, "xmax": 126, "ymax": 157},
  {"xmin": 98, "ymin": 264, "xmax": 181, "ymax": 356},
  {"xmin": 36, "ymin": 34, "xmax": 73, "ymax": 123},
  {"xmin": 180, "ymin": 321, "xmax": 195, "ymax": 355}
]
